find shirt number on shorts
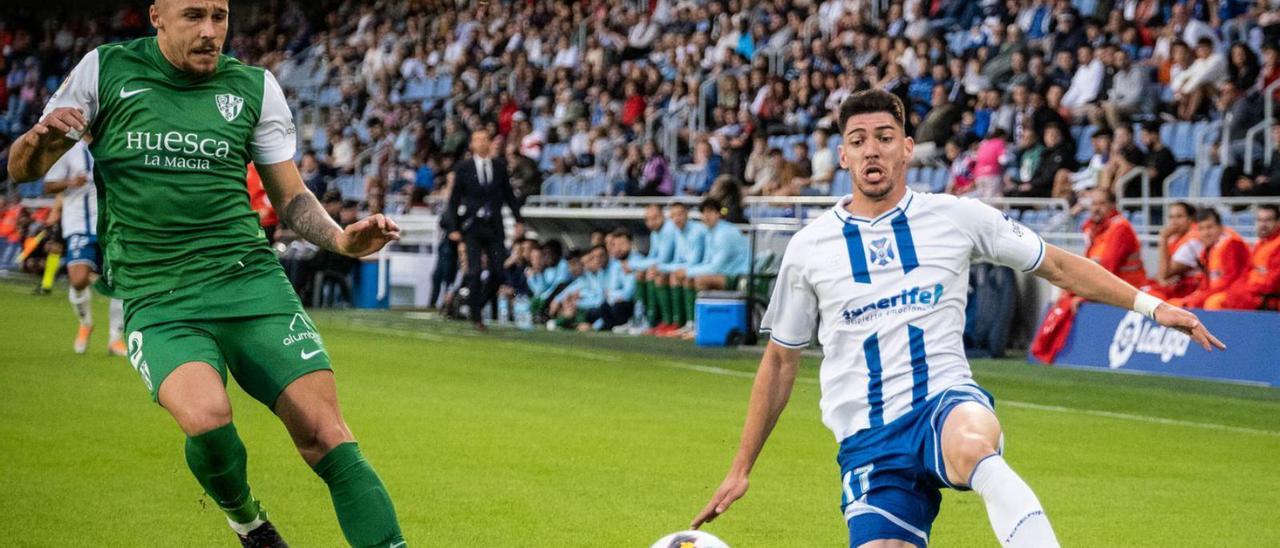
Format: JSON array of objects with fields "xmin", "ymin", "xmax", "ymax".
[
  {"xmin": 843, "ymin": 463, "xmax": 874, "ymax": 504},
  {"xmin": 127, "ymin": 331, "xmax": 154, "ymax": 392}
]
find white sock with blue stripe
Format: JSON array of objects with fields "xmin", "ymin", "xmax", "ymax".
[
  {"xmin": 69, "ymin": 286, "xmax": 92, "ymax": 326},
  {"xmin": 969, "ymin": 454, "xmax": 1060, "ymax": 548}
]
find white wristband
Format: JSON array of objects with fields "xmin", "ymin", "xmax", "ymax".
[{"xmin": 1133, "ymin": 292, "xmax": 1164, "ymax": 320}]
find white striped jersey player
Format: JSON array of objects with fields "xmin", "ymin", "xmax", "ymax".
[{"xmin": 760, "ymin": 189, "xmax": 1045, "ymax": 441}]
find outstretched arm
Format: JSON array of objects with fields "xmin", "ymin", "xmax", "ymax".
[
  {"xmin": 8, "ymin": 108, "xmax": 84, "ymax": 182},
  {"xmin": 1034, "ymin": 244, "xmax": 1224, "ymax": 350},
  {"xmin": 691, "ymin": 341, "xmax": 803, "ymax": 529},
  {"xmin": 257, "ymin": 160, "xmax": 400, "ymax": 257}
]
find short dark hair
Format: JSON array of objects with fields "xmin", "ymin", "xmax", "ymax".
[
  {"xmin": 838, "ymin": 89, "xmax": 906, "ymax": 134},
  {"xmin": 669, "ymin": 201, "xmax": 689, "ymax": 211},
  {"xmin": 1259, "ymin": 204, "xmax": 1279, "ymax": 218},
  {"xmin": 609, "ymin": 227, "xmax": 633, "ymax": 241},
  {"xmin": 1171, "ymin": 201, "xmax": 1196, "ymax": 217},
  {"xmin": 589, "ymin": 244, "xmax": 608, "ymax": 256},
  {"xmin": 1094, "ymin": 188, "xmax": 1116, "ymax": 205},
  {"xmin": 699, "ymin": 198, "xmax": 722, "ymax": 214},
  {"xmin": 1196, "ymin": 209, "xmax": 1222, "ymax": 225}
]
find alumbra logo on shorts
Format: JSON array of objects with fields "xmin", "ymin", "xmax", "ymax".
[
  {"xmin": 283, "ymin": 313, "xmax": 319, "ymax": 346},
  {"xmin": 1108, "ymin": 311, "xmax": 1191, "ymax": 368}
]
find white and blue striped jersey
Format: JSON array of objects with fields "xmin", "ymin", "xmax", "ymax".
[
  {"xmin": 760, "ymin": 190, "xmax": 1045, "ymax": 441},
  {"xmin": 45, "ymin": 140, "xmax": 97, "ymax": 237}
]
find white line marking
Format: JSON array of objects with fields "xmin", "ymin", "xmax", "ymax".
[
  {"xmin": 338, "ymin": 320, "xmax": 622, "ymax": 362},
  {"xmin": 997, "ymin": 400, "xmax": 1280, "ymax": 438},
  {"xmin": 656, "ymin": 361, "xmax": 1280, "ymax": 438},
  {"xmin": 321, "ymin": 322, "xmax": 1280, "ymax": 438}
]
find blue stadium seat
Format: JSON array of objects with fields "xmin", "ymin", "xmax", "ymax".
[
  {"xmin": 1159, "ymin": 122, "xmax": 1176, "ymax": 150},
  {"xmin": 1201, "ymin": 165, "xmax": 1223, "ymax": 198},
  {"xmin": 832, "ymin": 171, "xmax": 852, "ymax": 196},
  {"xmin": 1075, "ymin": 125, "xmax": 1096, "ymax": 164},
  {"xmin": 906, "ymin": 167, "xmax": 922, "ymax": 188},
  {"xmin": 1172, "ymin": 122, "xmax": 1196, "ymax": 162},
  {"xmin": 1166, "ymin": 168, "xmax": 1191, "ymax": 197},
  {"xmin": 929, "ymin": 167, "xmax": 950, "ymax": 193}
]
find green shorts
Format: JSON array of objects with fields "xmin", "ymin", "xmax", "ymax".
[{"xmin": 122, "ymin": 251, "xmax": 332, "ymax": 408}]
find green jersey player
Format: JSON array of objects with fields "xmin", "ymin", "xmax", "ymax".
[{"xmin": 8, "ymin": 1, "xmax": 407, "ymax": 546}]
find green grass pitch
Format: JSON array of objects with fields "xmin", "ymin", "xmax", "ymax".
[{"xmin": 1, "ymin": 280, "xmax": 1278, "ymax": 546}]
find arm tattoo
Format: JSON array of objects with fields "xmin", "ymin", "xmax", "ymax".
[{"xmin": 283, "ymin": 192, "xmax": 342, "ymax": 253}]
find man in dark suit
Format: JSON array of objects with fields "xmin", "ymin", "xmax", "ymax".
[{"xmin": 442, "ymin": 128, "xmax": 524, "ymax": 329}]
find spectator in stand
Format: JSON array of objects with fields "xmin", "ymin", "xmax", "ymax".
[
  {"xmin": 1066, "ymin": 127, "xmax": 1112, "ymax": 199},
  {"xmin": 632, "ymin": 204, "xmax": 679, "ymax": 329},
  {"xmin": 1147, "ymin": 202, "xmax": 1203, "ymax": 301},
  {"xmin": 1172, "ymin": 38, "xmax": 1228, "ymax": 120},
  {"xmin": 971, "ymin": 128, "xmax": 1009, "ymax": 198},
  {"xmin": 1202, "ymin": 205, "xmax": 1280, "ymax": 310},
  {"xmin": 1138, "ymin": 121, "xmax": 1177, "ymax": 202},
  {"xmin": 946, "ymin": 137, "xmax": 979, "ymax": 195},
  {"xmin": 505, "ymin": 142, "xmax": 541, "ymax": 205},
  {"xmin": 1061, "ymin": 45, "xmax": 1105, "ymax": 120},
  {"xmin": 1089, "ymin": 48, "xmax": 1149, "ymax": 129},
  {"xmin": 913, "ymin": 84, "xmax": 963, "ymax": 165},
  {"xmin": 1004, "ymin": 127, "xmax": 1045, "ymax": 197},
  {"xmin": 1171, "ymin": 209, "xmax": 1251, "ymax": 309},
  {"xmin": 635, "ymin": 141, "xmax": 673, "ymax": 196},
  {"xmin": 1032, "ymin": 188, "xmax": 1147, "ymax": 362},
  {"xmin": 1216, "ymin": 80, "xmax": 1267, "ymax": 167},
  {"xmin": 649, "ymin": 202, "xmax": 706, "ymax": 336},
  {"xmin": 1225, "ymin": 122, "xmax": 1280, "ymax": 198},
  {"xmin": 1098, "ymin": 125, "xmax": 1145, "ymax": 193},
  {"xmin": 676, "ymin": 199, "xmax": 751, "ymax": 339},
  {"xmin": 807, "ymin": 128, "xmax": 837, "ymax": 195}
]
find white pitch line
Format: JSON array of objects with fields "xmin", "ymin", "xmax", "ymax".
[
  {"xmin": 997, "ymin": 401, "xmax": 1280, "ymax": 438},
  {"xmin": 337, "ymin": 320, "xmax": 622, "ymax": 362},
  {"xmin": 656, "ymin": 361, "xmax": 1280, "ymax": 438}
]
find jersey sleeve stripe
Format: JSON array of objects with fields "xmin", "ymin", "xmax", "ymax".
[
  {"xmin": 765, "ymin": 332, "xmax": 810, "ymax": 348},
  {"xmin": 1022, "ymin": 238, "xmax": 1046, "ymax": 273}
]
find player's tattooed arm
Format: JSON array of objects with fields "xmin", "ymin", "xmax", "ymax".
[
  {"xmin": 283, "ymin": 192, "xmax": 342, "ymax": 253},
  {"xmin": 259, "ymin": 160, "xmax": 399, "ymax": 257}
]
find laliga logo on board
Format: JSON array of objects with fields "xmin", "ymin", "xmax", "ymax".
[{"xmin": 1107, "ymin": 311, "xmax": 1191, "ymax": 368}]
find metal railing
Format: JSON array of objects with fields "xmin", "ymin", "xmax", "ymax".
[
  {"xmin": 1113, "ymin": 166, "xmax": 1152, "ymax": 232},
  {"xmin": 1243, "ymin": 78, "xmax": 1280, "ymax": 174},
  {"xmin": 1191, "ymin": 119, "xmax": 1222, "ymax": 196}
]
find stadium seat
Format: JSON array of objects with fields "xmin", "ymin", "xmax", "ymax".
[
  {"xmin": 832, "ymin": 171, "xmax": 852, "ymax": 196},
  {"xmin": 1201, "ymin": 165, "xmax": 1224, "ymax": 198},
  {"xmin": 1165, "ymin": 168, "xmax": 1191, "ymax": 198},
  {"xmin": 1075, "ymin": 125, "xmax": 1097, "ymax": 164},
  {"xmin": 929, "ymin": 167, "xmax": 950, "ymax": 193},
  {"xmin": 1172, "ymin": 122, "xmax": 1196, "ymax": 162}
]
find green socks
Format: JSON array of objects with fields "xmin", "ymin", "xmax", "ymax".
[
  {"xmin": 185, "ymin": 423, "xmax": 261, "ymax": 525},
  {"xmin": 684, "ymin": 287, "xmax": 698, "ymax": 325},
  {"xmin": 314, "ymin": 442, "xmax": 404, "ymax": 548},
  {"xmin": 655, "ymin": 282, "xmax": 672, "ymax": 325}
]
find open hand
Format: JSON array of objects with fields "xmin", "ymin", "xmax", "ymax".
[
  {"xmin": 336, "ymin": 213, "xmax": 400, "ymax": 257},
  {"xmin": 1154, "ymin": 303, "xmax": 1226, "ymax": 351},
  {"xmin": 33, "ymin": 107, "xmax": 87, "ymax": 142},
  {"xmin": 690, "ymin": 473, "xmax": 748, "ymax": 529}
]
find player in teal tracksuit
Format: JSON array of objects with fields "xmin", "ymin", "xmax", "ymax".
[
  {"xmin": 550, "ymin": 245, "xmax": 609, "ymax": 330},
  {"xmin": 681, "ymin": 199, "xmax": 752, "ymax": 336},
  {"xmin": 631, "ymin": 205, "xmax": 678, "ymax": 328},
  {"xmin": 648, "ymin": 203, "xmax": 708, "ymax": 333}
]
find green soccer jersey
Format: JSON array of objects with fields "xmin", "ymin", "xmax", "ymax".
[{"xmin": 44, "ymin": 37, "xmax": 297, "ymax": 300}]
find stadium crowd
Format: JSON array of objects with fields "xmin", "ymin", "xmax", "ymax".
[{"xmin": 3, "ymin": 0, "xmax": 1280, "ymax": 335}]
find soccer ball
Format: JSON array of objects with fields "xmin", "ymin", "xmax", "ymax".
[{"xmin": 650, "ymin": 530, "xmax": 730, "ymax": 548}]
